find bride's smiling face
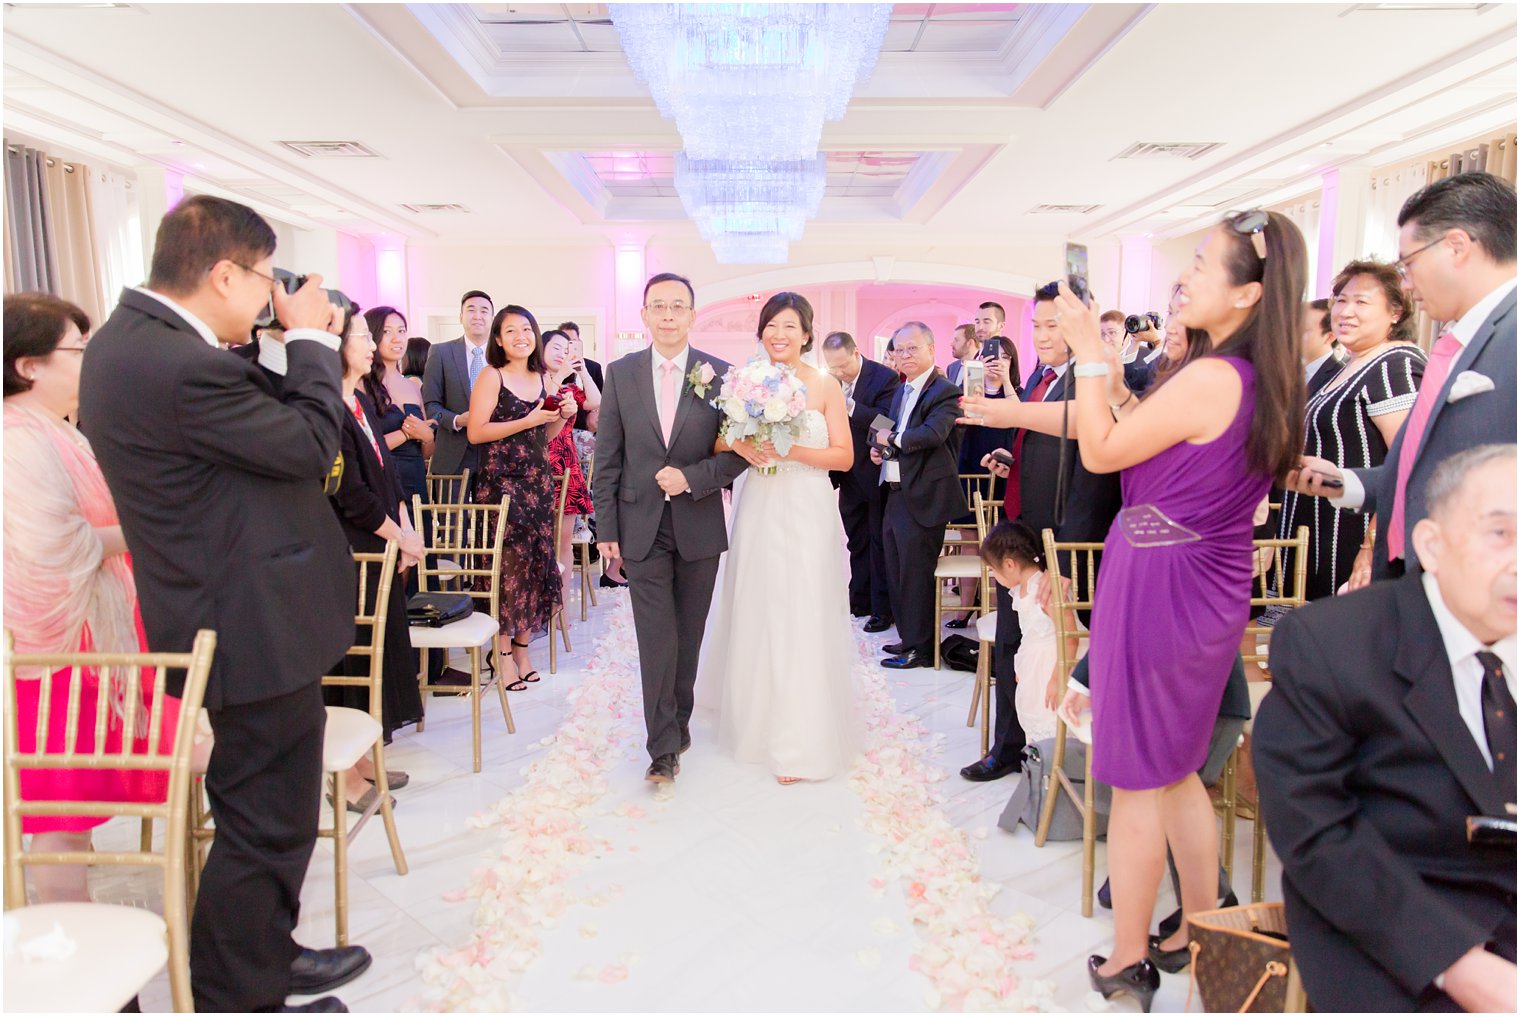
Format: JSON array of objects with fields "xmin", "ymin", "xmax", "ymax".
[{"xmin": 761, "ymin": 307, "xmax": 808, "ymax": 363}]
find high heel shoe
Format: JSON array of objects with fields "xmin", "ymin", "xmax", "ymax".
[
  {"xmin": 1147, "ymin": 934, "xmax": 1192, "ymax": 974},
  {"xmin": 1087, "ymin": 955, "xmax": 1160, "ymax": 1013},
  {"xmin": 598, "ymin": 574, "xmax": 627, "ymax": 589}
]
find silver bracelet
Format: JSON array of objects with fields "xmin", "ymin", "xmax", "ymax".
[{"xmin": 1072, "ymin": 362, "xmax": 1111, "ymax": 379}]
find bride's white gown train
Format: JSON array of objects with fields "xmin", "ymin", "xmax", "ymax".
[{"xmin": 696, "ymin": 409, "xmax": 861, "ymax": 779}]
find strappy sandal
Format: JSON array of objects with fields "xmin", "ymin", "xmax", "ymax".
[{"xmin": 510, "ymin": 638, "xmax": 540, "ymax": 686}]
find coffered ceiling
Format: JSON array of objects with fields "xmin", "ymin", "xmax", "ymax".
[{"xmin": 2, "ymin": 3, "xmax": 1514, "ymax": 255}]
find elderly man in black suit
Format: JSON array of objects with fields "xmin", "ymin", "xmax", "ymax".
[
  {"xmin": 1293, "ymin": 172, "xmax": 1517, "ymax": 585},
  {"xmin": 1255, "ymin": 444, "xmax": 1517, "ymax": 1012},
  {"xmin": 79, "ymin": 196, "xmax": 363, "ymax": 1012},
  {"xmin": 871, "ymin": 322, "xmax": 966, "ymax": 670},
  {"xmin": 822, "ymin": 330, "xmax": 901, "ymax": 631}
]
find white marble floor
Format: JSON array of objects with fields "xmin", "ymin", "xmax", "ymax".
[{"xmin": 88, "ymin": 585, "xmax": 1283, "ymax": 1013}]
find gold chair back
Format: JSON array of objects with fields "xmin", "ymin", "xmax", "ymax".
[
  {"xmin": 4, "ymin": 628, "xmax": 218, "ymax": 1013},
  {"xmin": 945, "ymin": 473, "xmax": 994, "ymax": 549},
  {"xmin": 425, "ymin": 468, "xmax": 471, "ymax": 507},
  {"xmin": 322, "ymin": 543, "xmax": 398, "ymax": 723},
  {"xmin": 412, "ymin": 495, "xmax": 511, "ymax": 625},
  {"xmin": 548, "ymin": 471, "xmax": 574, "ymax": 669},
  {"xmin": 1244, "ymin": 526, "xmax": 1310, "ymax": 667}
]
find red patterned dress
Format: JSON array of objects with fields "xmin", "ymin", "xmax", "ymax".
[{"xmin": 547, "ymin": 381, "xmax": 592, "ymax": 515}]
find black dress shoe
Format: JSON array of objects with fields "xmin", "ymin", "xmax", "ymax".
[
  {"xmin": 960, "ymin": 753, "xmax": 1021, "ymax": 782},
  {"xmin": 289, "ymin": 946, "xmax": 372, "ymax": 996},
  {"xmin": 645, "ymin": 753, "xmax": 679, "ymax": 783},
  {"xmin": 882, "ymin": 650, "xmax": 932, "ymax": 670},
  {"xmin": 1087, "ymin": 955, "xmax": 1159, "ymax": 1013},
  {"xmin": 882, "ymin": 640, "xmax": 909, "ymax": 655},
  {"xmin": 852, "ymin": 607, "xmax": 872, "ymax": 618},
  {"xmin": 599, "ymin": 574, "xmax": 628, "ymax": 589},
  {"xmin": 1157, "ymin": 889, "xmax": 1236, "ymax": 937},
  {"xmin": 280, "ymin": 999, "xmax": 348, "ymax": 1013},
  {"xmin": 1147, "ymin": 934, "xmax": 1192, "ymax": 974},
  {"xmin": 863, "ymin": 616, "xmax": 894, "ymax": 634}
]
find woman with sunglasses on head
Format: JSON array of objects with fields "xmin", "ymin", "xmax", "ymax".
[{"xmin": 1034, "ymin": 210, "xmax": 1305, "ymax": 1008}]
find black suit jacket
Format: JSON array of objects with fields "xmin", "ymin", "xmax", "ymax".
[
  {"xmin": 330, "ymin": 391, "xmax": 406, "ymax": 552},
  {"xmin": 833, "ymin": 357, "xmax": 900, "ymax": 495},
  {"xmin": 886, "ymin": 372, "xmax": 967, "ymax": 527},
  {"xmin": 1016, "ymin": 365, "xmax": 1123, "ymax": 543},
  {"xmin": 1253, "ymin": 573, "xmax": 1516, "ymax": 1011},
  {"xmin": 1355, "ymin": 289, "xmax": 1516, "ymax": 577},
  {"xmin": 1305, "ymin": 352, "xmax": 1342, "ymax": 399},
  {"xmin": 79, "ymin": 289, "xmax": 356, "ymax": 711}
]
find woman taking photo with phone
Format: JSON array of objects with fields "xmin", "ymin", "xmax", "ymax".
[{"xmin": 469, "ymin": 306, "xmax": 575, "ymax": 691}]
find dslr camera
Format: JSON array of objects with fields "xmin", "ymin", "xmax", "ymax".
[
  {"xmin": 1124, "ymin": 312, "xmax": 1162, "ymax": 336},
  {"xmin": 253, "ymin": 269, "xmax": 356, "ymax": 332}
]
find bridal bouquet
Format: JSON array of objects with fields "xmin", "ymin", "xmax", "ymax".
[{"xmin": 713, "ymin": 358, "xmax": 808, "ymax": 475}]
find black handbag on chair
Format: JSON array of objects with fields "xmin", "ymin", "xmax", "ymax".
[{"xmin": 406, "ymin": 592, "xmax": 473, "ymax": 627}]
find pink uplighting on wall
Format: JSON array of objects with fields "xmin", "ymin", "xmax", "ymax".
[
  {"xmin": 375, "ymin": 246, "xmax": 406, "ymax": 311},
  {"xmin": 335, "ymin": 233, "xmax": 378, "ymax": 311},
  {"xmin": 614, "ymin": 243, "xmax": 647, "ymax": 336}
]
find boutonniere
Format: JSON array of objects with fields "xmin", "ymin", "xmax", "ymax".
[{"xmin": 687, "ymin": 360, "xmax": 716, "ymax": 399}]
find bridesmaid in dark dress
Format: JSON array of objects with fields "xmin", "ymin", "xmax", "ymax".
[
  {"xmin": 328, "ymin": 307, "xmax": 426, "ymax": 808},
  {"xmin": 362, "ymin": 306, "xmax": 435, "ymax": 516},
  {"xmin": 467, "ymin": 305, "xmax": 575, "ymax": 690},
  {"xmin": 1275, "ymin": 260, "xmax": 1423, "ymax": 601}
]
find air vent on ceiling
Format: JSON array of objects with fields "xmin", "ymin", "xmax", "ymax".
[
  {"xmin": 276, "ymin": 141, "xmax": 380, "ymax": 159},
  {"xmin": 1028, "ymin": 203, "xmax": 1102, "ymax": 215},
  {"xmin": 1115, "ymin": 141, "xmax": 1224, "ymax": 161},
  {"xmin": 400, "ymin": 203, "xmax": 471, "ymax": 214},
  {"xmin": 1349, "ymin": 3, "xmax": 1485, "ymax": 10}
]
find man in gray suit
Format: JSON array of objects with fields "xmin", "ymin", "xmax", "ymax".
[
  {"xmin": 423, "ymin": 289, "xmax": 494, "ymax": 479},
  {"xmin": 593, "ymin": 273, "xmax": 748, "ymax": 784},
  {"xmin": 1293, "ymin": 172, "xmax": 1517, "ymax": 583}
]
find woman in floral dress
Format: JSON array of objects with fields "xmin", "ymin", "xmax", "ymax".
[
  {"xmin": 466, "ymin": 306, "xmax": 575, "ymax": 689},
  {"xmin": 541, "ymin": 329, "xmax": 596, "ymax": 619}
]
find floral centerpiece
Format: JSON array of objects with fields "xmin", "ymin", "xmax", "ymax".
[{"xmin": 712, "ymin": 358, "xmax": 808, "ymax": 475}]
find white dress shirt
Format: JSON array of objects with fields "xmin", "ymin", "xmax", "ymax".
[
  {"xmin": 1333, "ymin": 277, "xmax": 1518, "ymax": 510},
  {"xmin": 131, "ymin": 286, "xmax": 338, "ymax": 354},
  {"xmin": 1423, "ymin": 573, "xmax": 1518, "ymax": 770},
  {"xmin": 881, "ymin": 367, "xmax": 932, "ymax": 484}
]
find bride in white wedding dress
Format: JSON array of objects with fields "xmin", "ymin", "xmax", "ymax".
[{"xmin": 696, "ymin": 292, "xmax": 862, "ymax": 784}]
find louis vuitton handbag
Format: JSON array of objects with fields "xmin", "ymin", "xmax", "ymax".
[{"xmin": 1187, "ymin": 901, "xmax": 1302, "ymax": 1013}]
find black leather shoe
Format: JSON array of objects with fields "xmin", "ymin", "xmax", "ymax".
[
  {"xmin": 1157, "ymin": 889, "xmax": 1236, "ymax": 937},
  {"xmin": 1087, "ymin": 955, "xmax": 1159, "ymax": 1013},
  {"xmin": 882, "ymin": 640, "xmax": 909, "ymax": 655},
  {"xmin": 280, "ymin": 998, "xmax": 348, "ymax": 1013},
  {"xmin": 289, "ymin": 946, "xmax": 372, "ymax": 996},
  {"xmin": 645, "ymin": 753, "xmax": 679, "ymax": 783},
  {"xmin": 851, "ymin": 607, "xmax": 872, "ymax": 618},
  {"xmin": 863, "ymin": 616, "xmax": 894, "ymax": 634},
  {"xmin": 960, "ymin": 753, "xmax": 1021, "ymax": 782},
  {"xmin": 882, "ymin": 650, "xmax": 932, "ymax": 670},
  {"xmin": 1147, "ymin": 934, "xmax": 1192, "ymax": 974},
  {"xmin": 599, "ymin": 574, "xmax": 628, "ymax": 589}
]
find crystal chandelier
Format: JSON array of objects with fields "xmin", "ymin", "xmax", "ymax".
[{"xmin": 610, "ymin": 3, "xmax": 891, "ymax": 264}]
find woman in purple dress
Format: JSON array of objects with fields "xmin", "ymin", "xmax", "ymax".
[{"xmin": 1049, "ymin": 211, "xmax": 1307, "ymax": 1009}]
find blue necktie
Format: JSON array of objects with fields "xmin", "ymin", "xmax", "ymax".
[{"xmin": 468, "ymin": 345, "xmax": 485, "ymax": 391}]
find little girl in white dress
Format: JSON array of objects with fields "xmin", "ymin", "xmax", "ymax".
[{"xmin": 979, "ymin": 520, "xmax": 1081, "ymax": 744}]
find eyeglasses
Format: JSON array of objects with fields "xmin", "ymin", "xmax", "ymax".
[
  {"xmin": 645, "ymin": 301, "xmax": 691, "ymax": 315},
  {"xmin": 1226, "ymin": 209, "xmax": 1269, "ymax": 260},
  {"xmin": 52, "ymin": 345, "xmax": 88, "ymax": 354},
  {"xmin": 894, "ymin": 344, "xmax": 925, "ymax": 356},
  {"xmin": 232, "ymin": 262, "xmax": 278, "ymax": 290},
  {"xmin": 1394, "ymin": 237, "xmax": 1443, "ymax": 282}
]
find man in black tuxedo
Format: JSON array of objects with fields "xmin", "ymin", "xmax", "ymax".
[
  {"xmin": 423, "ymin": 289, "xmax": 494, "ymax": 480},
  {"xmin": 961, "ymin": 282, "xmax": 1122, "ymax": 781},
  {"xmin": 822, "ymin": 331, "xmax": 901, "ymax": 629},
  {"xmin": 1255, "ymin": 444, "xmax": 1517, "ymax": 1012},
  {"xmin": 1294, "ymin": 172, "xmax": 1517, "ymax": 584},
  {"xmin": 871, "ymin": 322, "xmax": 967, "ymax": 669},
  {"xmin": 79, "ymin": 196, "xmax": 364, "ymax": 1012},
  {"xmin": 1301, "ymin": 298, "xmax": 1343, "ymax": 398}
]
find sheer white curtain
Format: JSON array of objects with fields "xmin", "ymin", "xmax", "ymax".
[
  {"xmin": 87, "ymin": 168, "xmax": 144, "ymax": 313},
  {"xmin": 1363, "ymin": 160, "xmax": 1429, "ymax": 262},
  {"xmin": 1273, "ymin": 195, "xmax": 1320, "ymax": 296}
]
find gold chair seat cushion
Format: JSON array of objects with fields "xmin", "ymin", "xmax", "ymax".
[
  {"xmin": 934, "ymin": 556, "xmax": 985, "ymax": 579},
  {"xmin": 975, "ymin": 612, "xmax": 999, "ymax": 643},
  {"xmin": 322, "ymin": 706, "xmax": 383, "ymax": 773},
  {"xmin": 3, "ymin": 903, "xmax": 168, "ymax": 1013},
  {"xmin": 407, "ymin": 610, "xmax": 499, "ymax": 650}
]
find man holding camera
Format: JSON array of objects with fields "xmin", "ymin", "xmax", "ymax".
[{"xmin": 80, "ymin": 195, "xmax": 364, "ymax": 1012}]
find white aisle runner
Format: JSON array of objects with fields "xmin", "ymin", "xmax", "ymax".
[{"xmin": 417, "ymin": 593, "xmax": 1051, "ymax": 1012}]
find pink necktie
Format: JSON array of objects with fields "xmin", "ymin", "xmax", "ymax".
[
  {"xmin": 659, "ymin": 360, "xmax": 678, "ymax": 444},
  {"xmin": 1387, "ymin": 332, "xmax": 1462, "ymax": 561}
]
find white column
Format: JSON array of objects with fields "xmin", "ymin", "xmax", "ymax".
[
  {"xmin": 1117, "ymin": 234, "xmax": 1153, "ymax": 315},
  {"xmin": 1318, "ymin": 165, "xmax": 1371, "ymax": 298}
]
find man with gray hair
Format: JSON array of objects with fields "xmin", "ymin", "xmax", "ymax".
[
  {"xmin": 1255, "ymin": 444, "xmax": 1517, "ymax": 1012},
  {"xmin": 869, "ymin": 322, "xmax": 966, "ymax": 668}
]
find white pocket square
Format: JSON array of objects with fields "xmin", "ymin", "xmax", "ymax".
[{"xmin": 1447, "ymin": 370, "xmax": 1495, "ymax": 403}]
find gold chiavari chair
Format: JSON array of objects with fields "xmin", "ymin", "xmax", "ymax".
[
  {"xmin": 424, "ymin": 467, "xmax": 472, "ymax": 590},
  {"xmin": 1033, "ymin": 531, "xmax": 1104, "ymax": 917},
  {"xmin": 411, "ymin": 497, "xmax": 516, "ymax": 773},
  {"xmin": 318, "ymin": 542, "xmax": 408, "ymax": 946},
  {"xmin": 570, "ymin": 459, "xmax": 599, "ymax": 621},
  {"xmin": 965, "ymin": 493, "xmax": 1003, "ymax": 755},
  {"xmin": 548, "ymin": 471, "xmax": 574, "ymax": 674},
  {"xmin": 4, "ymin": 629, "xmax": 217, "ymax": 1014},
  {"xmin": 944, "ymin": 473, "xmax": 993, "ymax": 551},
  {"xmin": 1215, "ymin": 526, "xmax": 1308, "ymax": 901}
]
